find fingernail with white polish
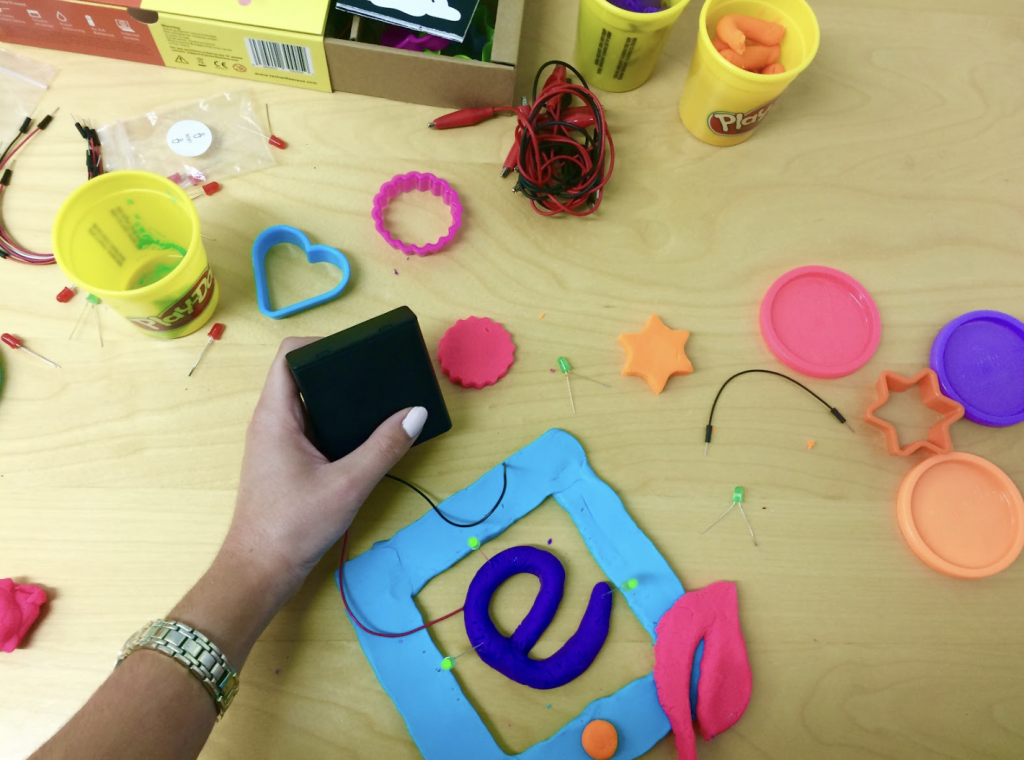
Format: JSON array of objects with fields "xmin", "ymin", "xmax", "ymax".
[{"xmin": 402, "ymin": 407, "xmax": 428, "ymax": 439}]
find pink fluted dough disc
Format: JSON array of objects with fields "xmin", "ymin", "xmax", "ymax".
[{"xmin": 438, "ymin": 317, "xmax": 515, "ymax": 389}]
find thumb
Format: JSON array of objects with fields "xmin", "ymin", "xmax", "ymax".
[{"xmin": 331, "ymin": 406, "xmax": 428, "ymax": 500}]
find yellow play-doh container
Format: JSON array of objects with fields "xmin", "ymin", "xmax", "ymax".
[
  {"xmin": 575, "ymin": 0, "xmax": 692, "ymax": 92},
  {"xmin": 53, "ymin": 171, "xmax": 218, "ymax": 339},
  {"xmin": 679, "ymin": 0, "xmax": 819, "ymax": 145}
]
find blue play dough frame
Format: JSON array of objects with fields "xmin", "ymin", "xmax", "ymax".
[
  {"xmin": 338, "ymin": 429, "xmax": 703, "ymax": 760},
  {"xmin": 252, "ymin": 224, "xmax": 351, "ymax": 319}
]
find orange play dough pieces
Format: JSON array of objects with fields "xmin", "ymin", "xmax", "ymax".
[
  {"xmin": 581, "ymin": 719, "xmax": 618, "ymax": 760},
  {"xmin": 717, "ymin": 44, "xmax": 781, "ymax": 72},
  {"xmin": 712, "ymin": 13, "xmax": 787, "ymax": 74},
  {"xmin": 618, "ymin": 314, "xmax": 693, "ymax": 394},
  {"xmin": 716, "ymin": 14, "xmax": 786, "ymax": 54}
]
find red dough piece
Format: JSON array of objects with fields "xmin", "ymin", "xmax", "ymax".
[
  {"xmin": 653, "ymin": 582, "xmax": 752, "ymax": 760},
  {"xmin": 0, "ymin": 579, "xmax": 48, "ymax": 653},
  {"xmin": 438, "ymin": 317, "xmax": 515, "ymax": 389}
]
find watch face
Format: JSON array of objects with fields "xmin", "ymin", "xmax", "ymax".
[{"xmin": 117, "ymin": 623, "xmax": 150, "ymax": 663}]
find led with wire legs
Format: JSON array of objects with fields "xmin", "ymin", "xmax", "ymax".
[
  {"xmin": 440, "ymin": 642, "xmax": 483, "ymax": 671},
  {"xmin": 1, "ymin": 333, "xmax": 60, "ymax": 368},
  {"xmin": 558, "ymin": 356, "xmax": 576, "ymax": 414},
  {"xmin": 187, "ymin": 322, "xmax": 225, "ymax": 377},
  {"xmin": 265, "ymin": 104, "xmax": 286, "ymax": 149},
  {"xmin": 238, "ymin": 106, "xmax": 287, "ymax": 149},
  {"xmin": 56, "ymin": 285, "xmax": 77, "ymax": 303},
  {"xmin": 567, "ymin": 360, "xmax": 612, "ymax": 388},
  {"xmin": 701, "ymin": 487, "xmax": 758, "ymax": 547},
  {"xmin": 467, "ymin": 536, "xmax": 490, "ymax": 562},
  {"xmin": 70, "ymin": 294, "xmax": 103, "ymax": 346},
  {"xmin": 91, "ymin": 295, "xmax": 103, "ymax": 346},
  {"xmin": 602, "ymin": 578, "xmax": 639, "ymax": 597}
]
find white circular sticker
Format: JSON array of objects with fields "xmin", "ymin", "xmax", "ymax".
[{"xmin": 166, "ymin": 119, "xmax": 213, "ymax": 158}]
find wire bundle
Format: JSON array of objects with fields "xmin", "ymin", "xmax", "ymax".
[
  {"xmin": 0, "ymin": 111, "xmax": 102, "ymax": 265},
  {"xmin": 76, "ymin": 116, "xmax": 105, "ymax": 181},
  {"xmin": 512, "ymin": 60, "xmax": 614, "ymax": 217}
]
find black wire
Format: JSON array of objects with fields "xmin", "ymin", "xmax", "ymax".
[
  {"xmin": 0, "ymin": 140, "xmax": 16, "ymax": 167},
  {"xmin": 0, "ymin": 133, "xmax": 24, "ymax": 166},
  {"xmin": 705, "ymin": 369, "xmax": 849, "ymax": 450},
  {"xmin": 384, "ymin": 461, "xmax": 508, "ymax": 528},
  {"xmin": 0, "ymin": 117, "xmax": 31, "ymax": 166}
]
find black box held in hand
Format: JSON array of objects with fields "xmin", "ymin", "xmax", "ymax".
[{"xmin": 286, "ymin": 306, "xmax": 452, "ymax": 461}]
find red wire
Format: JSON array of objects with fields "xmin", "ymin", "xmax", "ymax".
[
  {"xmin": 338, "ymin": 530, "xmax": 465, "ymax": 638},
  {"xmin": 0, "ymin": 128, "xmax": 56, "ymax": 264},
  {"xmin": 511, "ymin": 79, "xmax": 614, "ymax": 216},
  {"xmin": 0, "ymin": 119, "xmax": 103, "ymax": 265},
  {"xmin": 0, "ymin": 127, "xmax": 41, "ymax": 170}
]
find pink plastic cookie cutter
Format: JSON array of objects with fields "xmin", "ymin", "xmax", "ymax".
[{"xmin": 372, "ymin": 171, "xmax": 462, "ymax": 257}]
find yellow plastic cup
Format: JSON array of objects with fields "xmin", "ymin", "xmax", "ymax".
[
  {"xmin": 575, "ymin": 0, "xmax": 692, "ymax": 92},
  {"xmin": 53, "ymin": 171, "xmax": 218, "ymax": 339},
  {"xmin": 679, "ymin": 0, "xmax": 819, "ymax": 145}
]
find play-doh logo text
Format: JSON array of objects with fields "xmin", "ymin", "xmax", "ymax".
[
  {"xmin": 128, "ymin": 268, "xmax": 216, "ymax": 332},
  {"xmin": 708, "ymin": 98, "xmax": 778, "ymax": 135}
]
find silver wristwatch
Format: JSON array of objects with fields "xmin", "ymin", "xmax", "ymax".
[{"xmin": 118, "ymin": 619, "xmax": 239, "ymax": 720}]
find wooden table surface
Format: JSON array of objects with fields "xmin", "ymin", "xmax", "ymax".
[{"xmin": 3, "ymin": 1, "xmax": 1024, "ymax": 758}]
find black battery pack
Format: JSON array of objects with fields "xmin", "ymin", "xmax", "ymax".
[{"xmin": 286, "ymin": 306, "xmax": 452, "ymax": 461}]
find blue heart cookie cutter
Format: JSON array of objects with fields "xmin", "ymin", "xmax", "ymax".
[{"xmin": 252, "ymin": 225, "xmax": 352, "ymax": 319}]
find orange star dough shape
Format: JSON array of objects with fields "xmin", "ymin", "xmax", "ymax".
[{"xmin": 618, "ymin": 314, "xmax": 693, "ymax": 394}]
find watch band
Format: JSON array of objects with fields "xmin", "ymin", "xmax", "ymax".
[{"xmin": 117, "ymin": 619, "xmax": 239, "ymax": 720}]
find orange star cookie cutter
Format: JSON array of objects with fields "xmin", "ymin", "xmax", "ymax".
[
  {"xmin": 618, "ymin": 314, "xmax": 693, "ymax": 394},
  {"xmin": 863, "ymin": 369, "xmax": 964, "ymax": 456}
]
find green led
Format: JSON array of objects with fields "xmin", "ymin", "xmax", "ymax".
[
  {"xmin": 86, "ymin": 294, "xmax": 100, "ymax": 305},
  {"xmin": 467, "ymin": 537, "xmax": 481, "ymax": 550},
  {"xmin": 733, "ymin": 486, "xmax": 745, "ymax": 504},
  {"xmin": 557, "ymin": 356, "xmax": 572, "ymax": 374},
  {"xmin": 623, "ymin": 578, "xmax": 639, "ymax": 591},
  {"xmin": 441, "ymin": 657, "xmax": 455, "ymax": 670}
]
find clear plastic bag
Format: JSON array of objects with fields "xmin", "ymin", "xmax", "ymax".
[
  {"xmin": 0, "ymin": 46, "xmax": 57, "ymax": 141},
  {"xmin": 97, "ymin": 91, "xmax": 275, "ymax": 188}
]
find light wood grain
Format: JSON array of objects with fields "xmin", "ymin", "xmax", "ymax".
[{"xmin": 2, "ymin": 1, "xmax": 1024, "ymax": 758}]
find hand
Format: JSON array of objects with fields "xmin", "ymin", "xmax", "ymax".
[{"xmin": 221, "ymin": 337, "xmax": 428, "ymax": 602}]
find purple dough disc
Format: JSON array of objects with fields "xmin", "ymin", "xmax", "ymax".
[
  {"xmin": 463, "ymin": 545, "xmax": 612, "ymax": 690},
  {"xmin": 930, "ymin": 310, "xmax": 1024, "ymax": 427}
]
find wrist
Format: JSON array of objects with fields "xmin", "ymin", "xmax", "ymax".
[{"xmin": 168, "ymin": 544, "xmax": 296, "ymax": 668}]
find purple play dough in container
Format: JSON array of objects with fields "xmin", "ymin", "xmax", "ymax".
[
  {"xmin": 930, "ymin": 310, "xmax": 1024, "ymax": 427},
  {"xmin": 608, "ymin": 0, "xmax": 663, "ymax": 11},
  {"xmin": 464, "ymin": 545, "xmax": 612, "ymax": 689}
]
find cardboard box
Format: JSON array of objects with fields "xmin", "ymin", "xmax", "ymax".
[
  {"xmin": 324, "ymin": 0, "xmax": 524, "ymax": 108},
  {"xmin": 0, "ymin": 0, "xmax": 524, "ymax": 106},
  {"xmin": 0, "ymin": 0, "xmax": 333, "ymax": 92}
]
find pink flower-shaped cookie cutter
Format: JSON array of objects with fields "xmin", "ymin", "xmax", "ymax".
[{"xmin": 372, "ymin": 171, "xmax": 462, "ymax": 257}]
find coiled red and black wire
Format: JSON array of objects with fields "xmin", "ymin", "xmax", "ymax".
[
  {"xmin": 513, "ymin": 60, "xmax": 614, "ymax": 217},
  {"xmin": 0, "ymin": 112, "xmax": 103, "ymax": 265}
]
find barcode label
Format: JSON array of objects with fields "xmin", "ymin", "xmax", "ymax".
[{"xmin": 244, "ymin": 38, "xmax": 313, "ymax": 75}]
